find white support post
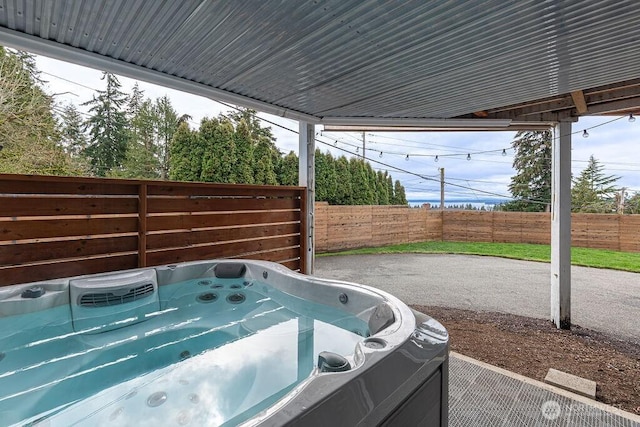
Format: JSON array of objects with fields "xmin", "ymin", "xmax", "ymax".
[
  {"xmin": 551, "ymin": 121, "xmax": 572, "ymax": 329},
  {"xmin": 299, "ymin": 122, "xmax": 315, "ymax": 274}
]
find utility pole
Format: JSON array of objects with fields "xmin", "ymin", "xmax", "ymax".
[
  {"xmin": 361, "ymin": 131, "xmax": 366, "ymax": 159},
  {"xmin": 617, "ymin": 188, "xmax": 626, "ymax": 214},
  {"xmin": 439, "ymin": 167, "xmax": 445, "ymax": 210}
]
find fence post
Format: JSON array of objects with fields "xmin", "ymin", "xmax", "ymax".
[
  {"xmin": 299, "ymin": 189, "xmax": 308, "ymax": 274},
  {"xmin": 138, "ymin": 183, "xmax": 148, "ymax": 268}
]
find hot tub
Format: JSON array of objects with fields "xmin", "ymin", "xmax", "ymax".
[{"xmin": 0, "ymin": 260, "xmax": 448, "ymax": 426}]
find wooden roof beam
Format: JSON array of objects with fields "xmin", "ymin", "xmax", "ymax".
[{"xmin": 571, "ymin": 90, "xmax": 588, "ymax": 114}]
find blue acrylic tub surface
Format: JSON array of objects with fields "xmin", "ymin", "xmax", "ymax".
[{"xmin": 0, "ymin": 277, "xmax": 367, "ymax": 426}]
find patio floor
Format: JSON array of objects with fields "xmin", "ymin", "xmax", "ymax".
[{"xmin": 449, "ymin": 352, "xmax": 640, "ymax": 426}]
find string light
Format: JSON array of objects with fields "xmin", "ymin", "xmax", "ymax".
[
  {"xmin": 356, "ymin": 147, "xmax": 359, "ymax": 153},
  {"xmin": 379, "ymin": 151, "xmax": 383, "ymax": 158},
  {"xmin": 582, "ymin": 129, "xmax": 589, "ymax": 138},
  {"xmin": 502, "ymin": 149, "xmax": 507, "ymax": 156},
  {"xmin": 405, "ymin": 154, "xmax": 409, "ymax": 161},
  {"xmin": 630, "ymin": 113, "xmax": 636, "ymax": 123},
  {"xmin": 434, "ymin": 155, "xmax": 439, "ymax": 163},
  {"xmin": 466, "ymin": 153, "xmax": 471, "ymax": 161}
]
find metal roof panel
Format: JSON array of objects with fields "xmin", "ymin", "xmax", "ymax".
[{"xmin": 0, "ymin": 0, "xmax": 639, "ymax": 122}]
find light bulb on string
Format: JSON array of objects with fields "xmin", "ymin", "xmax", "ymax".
[
  {"xmin": 356, "ymin": 147, "xmax": 359, "ymax": 153},
  {"xmin": 582, "ymin": 129, "xmax": 589, "ymax": 138},
  {"xmin": 466, "ymin": 153, "xmax": 471, "ymax": 161},
  {"xmin": 502, "ymin": 149, "xmax": 507, "ymax": 156},
  {"xmin": 434, "ymin": 155, "xmax": 439, "ymax": 163},
  {"xmin": 379, "ymin": 151, "xmax": 383, "ymax": 158},
  {"xmin": 334, "ymin": 141, "xmax": 337, "ymax": 147},
  {"xmin": 630, "ymin": 114, "xmax": 636, "ymax": 123},
  {"xmin": 405, "ymin": 154, "xmax": 410, "ymax": 161}
]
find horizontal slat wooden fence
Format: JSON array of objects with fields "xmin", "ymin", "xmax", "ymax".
[
  {"xmin": 0, "ymin": 174, "xmax": 306, "ymax": 286},
  {"xmin": 315, "ymin": 203, "xmax": 441, "ymax": 252},
  {"xmin": 316, "ymin": 204, "xmax": 640, "ymax": 253}
]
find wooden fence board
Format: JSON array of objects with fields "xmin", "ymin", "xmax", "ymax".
[
  {"xmin": 148, "ymin": 183, "xmax": 303, "ymax": 198},
  {"xmin": 0, "ymin": 216, "xmax": 139, "ymax": 241},
  {"xmin": 147, "ymin": 197, "xmax": 299, "ymax": 213},
  {"xmin": 147, "ymin": 223, "xmax": 300, "ymax": 250},
  {"xmin": 1, "ymin": 196, "xmax": 138, "ymax": 217},
  {"xmin": 0, "ymin": 174, "xmax": 138, "ymax": 195},
  {"xmin": 0, "ymin": 254, "xmax": 139, "ymax": 286},
  {"xmin": 0, "ymin": 236, "xmax": 138, "ymax": 266},
  {"xmin": 146, "ymin": 235, "xmax": 300, "ymax": 266},
  {"xmin": 147, "ymin": 210, "xmax": 300, "ymax": 231}
]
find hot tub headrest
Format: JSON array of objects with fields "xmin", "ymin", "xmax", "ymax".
[
  {"xmin": 214, "ymin": 263, "xmax": 247, "ymax": 279},
  {"xmin": 368, "ymin": 302, "xmax": 395, "ymax": 335}
]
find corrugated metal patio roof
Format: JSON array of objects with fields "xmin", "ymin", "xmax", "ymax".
[{"xmin": 1, "ymin": 0, "xmax": 639, "ymax": 127}]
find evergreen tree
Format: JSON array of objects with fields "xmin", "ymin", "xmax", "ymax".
[
  {"xmin": 233, "ymin": 118, "xmax": 255, "ymax": 184},
  {"xmin": 126, "ymin": 83, "xmax": 145, "ymax": 137},
  {"xmin": 228, "ymin": 108, "xmax": 275, "ymax": 143},
  {"xmin": 278, "ymin": 151, "xmax": 298, "ymax": 186},
  {"xmin": 253, "ymin": 136, "xmax": 278, "ymax": 184},
  {"xmin": 365, "ymin": 162, "xmax": 380, "ymax": 204},
  {"xmin": 386, "ymin": 173, "xmax": 394, "ymax": 203},
  {"xmin": 200, "ymin": 118, "xmax": 237, "ymax": 183},
  {"xmin": 155, "ymin": 95, "xmax": 179, "ymax": 179},
  {"xmin": 376, "ymin": 170, "xmax": 390, "ymax": 205},
  {"xmin": 625, "ymin": 192, "xmax": 640, "ymax": 214},
  {"xmin": 82, "ymin": 72, "xmax": 129, "ymax": 176},
  {"xmin": 315, "ymin": 150, "xmax": 338, "ymax": 202},
  {"xmin": 169, "ymin": 122, "xmax": 201, "ymax": 181},
  {"xmin": 109, "ymin": 140, "xmax": 160, "ymax": 179},
  {"xmin": 571, "ymin": 155, "xmax": 619, "ymax": 212},
  {"xmin": 132, "ymin": 99, "xmax": 157, "ymax": 150},
  {"xmin": 59, "ymin": 103, "xmax": 87, "ymax": 157},
  {"xmin": 392, "ymin": 180, "xmax": 408, "ymax": 205},
  {"xmin": 503, "ymin": 130, "xmax": 552, "ymax": 212},
  {"xmin": 334, "ymin": 156, "xmax": 353, "ymax": 204},
  {"xmin": 227, "ymin": 109, "xmax": 282, "ymax": 176},
  {"xmin": 0, "ymin": 47, "xmax": 83, "ymax": 175},
  {"xmin": 348, "ymin": 158, "xmax": 375, "ymax": 204}
]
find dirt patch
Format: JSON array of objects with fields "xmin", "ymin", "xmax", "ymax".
[{"xmin": 411, "ymin": 305, "xmax": 640, "ymax": 415}]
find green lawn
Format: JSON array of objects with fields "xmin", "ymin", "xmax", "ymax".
[{"xmin": 319, "ymin": 241, "xmax": 640, "ymax": 273}]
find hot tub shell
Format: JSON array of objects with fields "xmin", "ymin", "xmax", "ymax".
[{"xmin": 0, "ymin": 260, "xmax": 448, "ymax": 426}]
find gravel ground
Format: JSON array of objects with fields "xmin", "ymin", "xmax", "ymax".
[{"xmin": 314, "ymin": 253, "xmax": 640, "ymax": 344}]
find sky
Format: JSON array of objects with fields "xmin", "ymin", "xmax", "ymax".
[{"xmin": 35, "ymin": 55, "xmax": 640, "ymax": 203}]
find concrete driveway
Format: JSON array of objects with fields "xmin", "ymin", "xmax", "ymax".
[{"xmin": 314, "ymin": 254, "xmax": 640, "ymax": 344}]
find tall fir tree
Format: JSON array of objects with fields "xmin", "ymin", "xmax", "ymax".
[
  {"xmin": 59, "ymin": 103, "xmax": 87, "ymax": 158},
  {"xmin": 571, "ymin": 155, "xmax": 619, "ymax": 212},
  {"xmin": 502, "ymin": 130, "xmax": 552, "ymax": 212},
  {"xmin": 155, "ymin": 96, "xmax": 179, "ymax": 179},
  {"xmin": 82, "ymin": 72, "xmax": 129, "ymax": 176},
  {"xmin": 126, "ymin": 83, "xmax": 145, "ymax": 136}
]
